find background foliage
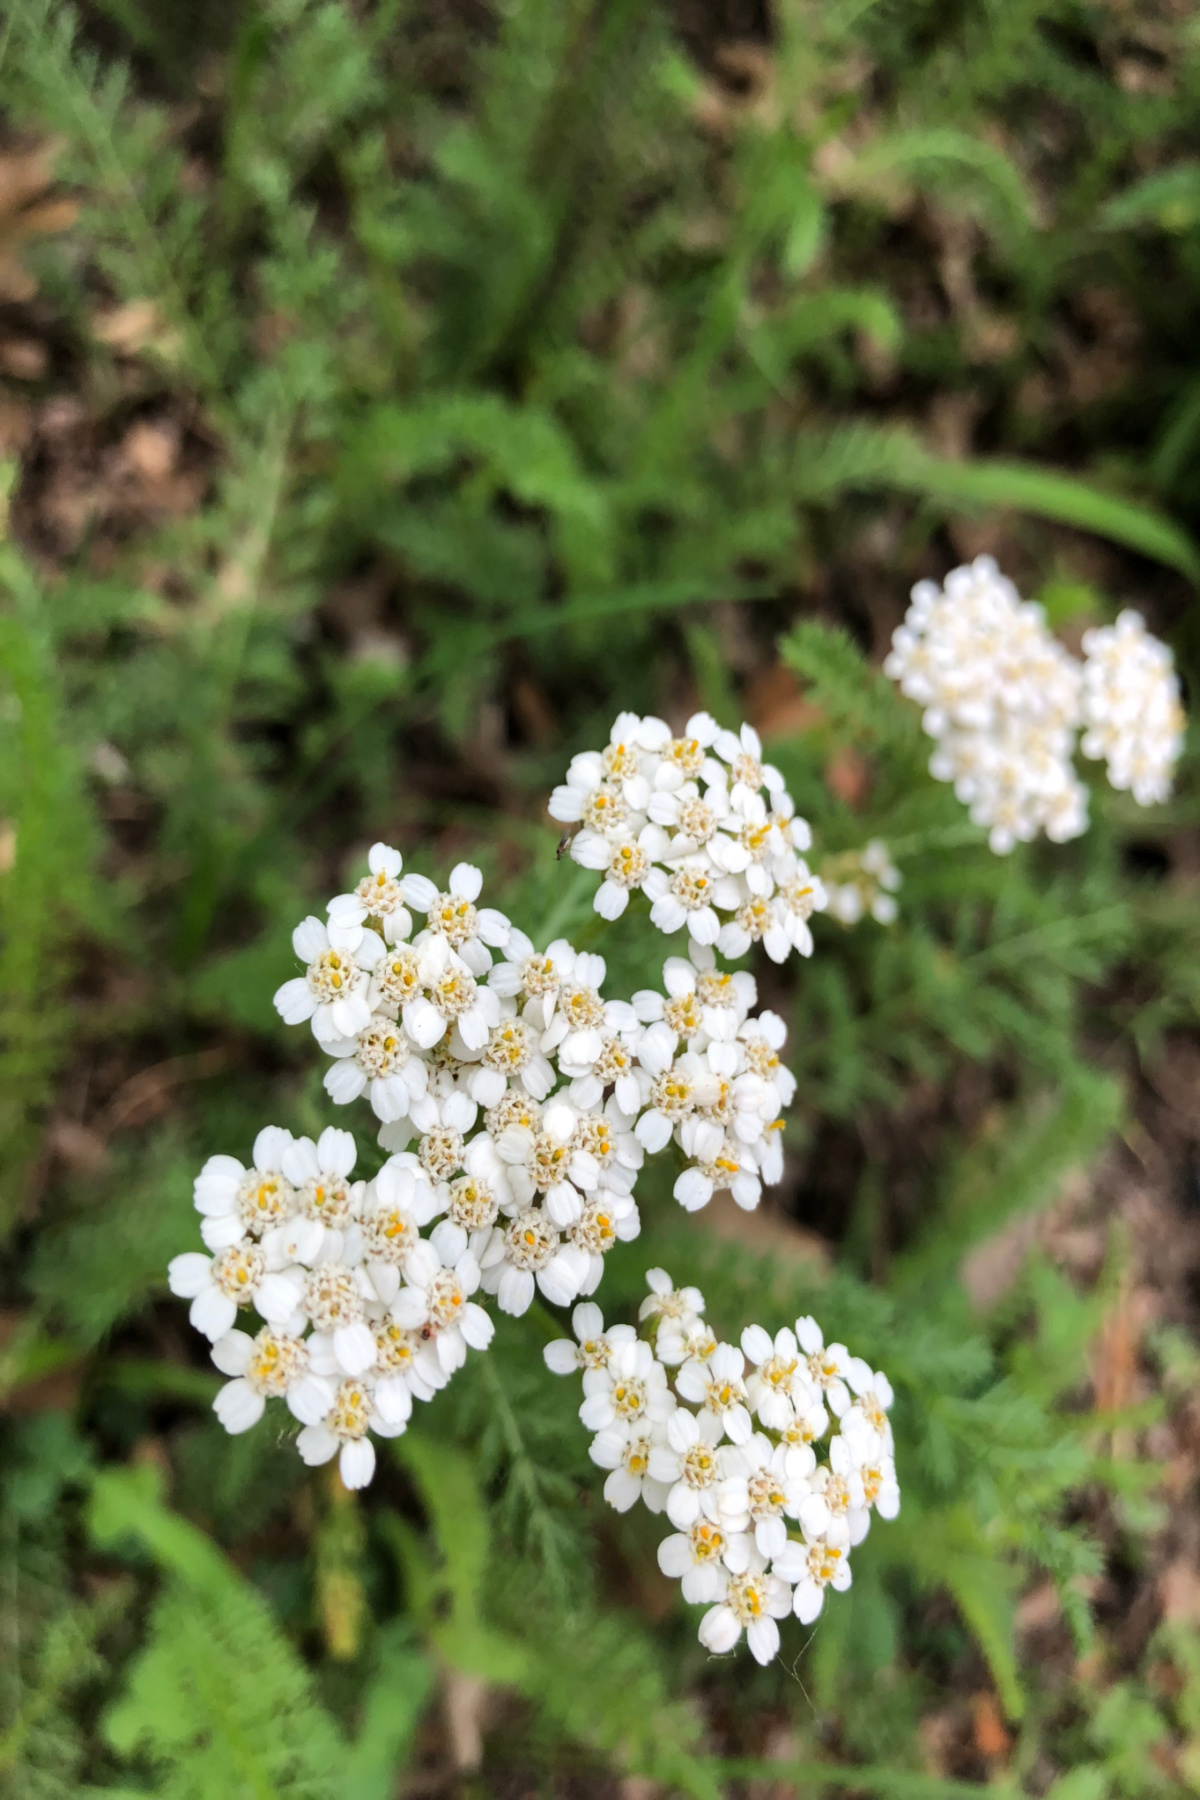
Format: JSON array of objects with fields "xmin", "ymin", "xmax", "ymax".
[{"xmin": 2, "ymin": 0, "xmax": 1200, "ymax": 1794}]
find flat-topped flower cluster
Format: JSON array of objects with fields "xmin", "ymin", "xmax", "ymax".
[
  {"xmin": 885, "ymin": 558, "xmax": 1183, "ymax": 853},
  {"xmin": 169, "ymin": 819, "xmax": 802, "ymax": 1497},
  {"xmin": 546, "ymin": 1270, "xmax": 899, "ymax": 1663},
  {"xmin": 550, "ymin": 711, "xmax": 827, "ymax": 961}
]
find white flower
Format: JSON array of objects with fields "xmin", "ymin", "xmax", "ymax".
[
  {"xmin": 544, "ymin": 1301, "xmax": 637, "ymax": 1375},
  {"xmin": 658, "ymin": 1314, "xmax": 718, "ymax": 1368},
  {"xmin": 711, "ymin": 721, "xmax": 786, "ymax": 805},
  {"xmin": 167, "ymin": 1244, "xmax": 301, "ymax": 1342},
  {"xmin": 328, "ymin": 842, "xmax": 412, "ymax": 944},
  {"xmin": 673, "ymin": 1132, "xmax": 762, "ymax": 1214},
  {"xmin": 323, "ymin": 1014, "xmax": 432, "ymax": 1125},
  {"xmin": 570, "ymin": 828, "xmax": 659, "ymax": 920},
  {"xmin": 578, "ymin": 1339, "xmax": 675, "ymax": 1436},
  {"xmin": 477, "ymin": 1209, "xmax": 588, "ymax": 1315},
  {"xmin": 633, "ymin": 1056, "xmax": 719, "ymax": 1155},
  {"xmin": 657, "ymin": 1517, "xmax": 753, "ymax": 1604},
  {"xmin": 698, "ymin": 1555, "xmax": 793, "ymax": 1664},
  {"xmin": 648, "ymin": 1406, "xmax": 736, "ymax": 1529},
  {"xmin": 590, "ymin": 1419, "xmax": 672, "ymax": 1513},
  {"xmin": 1080, "ymin": 609, "xmax": 1184, "ymax": 806},
  {"xmin": 266, "ymin": 1127, "xmax": 358, "ymax": 1263},
  {"xmin": 644, "ymin": 862, "xmax": 721, "ymax": 945},
  {"xmin": 210, "ymin": 1326, "xmax": 317, "ymax": 1433},
  {"xmin": 840, "ymin": 1361, "xmax": 897, "ymax": 1459},
  {"xmin": 884, "ymin": 557, "xmax": 1090, "ymax": 853},
  {"xmin": 638, "ymin": 1267, "xmax": 706, "ymax": 1327},
  {"xmin": 402, "ymin": 862, "xmax": 511, "ymax": 976},
  {"xmin": 494, "ymin": 1099, "xmax": 598, "ymax": 1227},
  {"xmin": 274, "ymin": 916, "xmax": 385, "ymax": 1045},
  {"xmin": 358, "ymin": 1159, "xmax": 442, "ymax": 1304},
  {"xmin": 794, "ymin": 1316, "xmax": 853, "ymax": 1416},
  {"xmin": 568, "ymin": 1190, "xmax": 640, "ymax": 1296},
  {"xmin": 741, "ymin": 1325, "xmax": 811, "ymax": 1430},
  {"xmin": 296, "ymin": 1377, "xmax": 399, "ymax": 1489},
  {"xmin": 403, "ymin": 934, "xmax": 501, "ymax": 1050},
  {"xmin": 392, "ymin": 1221, "xmax": 494, "ymax": 1375},
  {"xmin": 487, "ymin": 931, "xmax": 573, "ymax": 1015},
  {"xmin": 675, "ymin": 1342, "xmax": 753, "ymax": 1445},
  {"xmin": 192, "ymin": 1126, "xmax": 295, "ymax": 1252},
  {"xmin": 772, "ymin": 1530, "xmax": 852, "ymax": 1624},
  {"xmin": 297, "ymin": 1259, "xmax": 378, "ymax": 1377},
  {"xmin": 720, "ymin": 1431, "xmax": 826, "ymax": 1553},
  {"xmin": 736, "ymin": 1011, "xmax": 795, "ymax": 1112},
  {"xmin": 460, "ymin": 1009, "xmax": 556, "ymax": 1107}
]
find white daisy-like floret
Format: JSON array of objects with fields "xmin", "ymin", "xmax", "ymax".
[
  {"xmin": 402, "ymin": 861, "xmax": 511, "ymax": 977},
  {"xmin": 638, "ymin": 1267, "xmax": 706, "ymax": 1327},
  {"xmin": 167, "ymin": 1243, "xmax": 302, "ymax": 1342},
  {"xmin": 391, "ymin": 1221, "xmax": 494, "ymax": 1376},
  {"xmin": 716, "ymin": 1432, "xmax": 815, "ymax": 1558},
  {"xmin": 264, "ymin": 1127, "xmax": 358, "ymax": 1264},
  {"xmin": 358, "ymin": 1158, "xmax": 442, "ymax": 1304},
  {"xmin": 736, "ymin": 1011, "xmax": 795, "ymax": 1112},
  {"xmin": 673, "ymin": 1134, "xmax": 762, "ymax": 1214},
  {"xmin": 192, "ymin": 1126, "xmax": 295, "ymax": 1253},
  {"xmin": 698, "ymin": 1554, "xmax": 793, "ymax": 1665},
  {"xmin": 712, "ymin": 721, "xmax": 787, "ymax": 805},
  {"xmin": 578, "ymin": 1338, "xmax": 675, "ymax": 1437},
  {"xmin": 294, "ymin": 1257, "xmax": 379, "ymax": 1378},
  {"xmin": 589, "ymin": 1418, "xmax": 673, "ymax": 1513},
  {"xmin": 274, "ymin": 916, "xmax": 385, "ymax": 1045},
  {"xmin": 328, "ymin": 842, "xmax": 412, "ymax": 944},
  {"xmin": 840, "ymin": 1360, "xmax": 897, "ymax": 1459},
  {"xmin": 675, "ymin": 1342, "xmax": 753, "ymax": 1445},
  {"xmin": 494, "ymin": 1098, "xmax": 598, "ymax": 1227},
  {"xmin": 657, "ymin": 1516, "xmax": 753, "ymax": 1604},
  {"xmin": 486, "ymin": 931, "xmax": 574, "ymax": 1018},
  {"xmin": 323, "ymin": 1013, "xmax": 433, "ymax": 1126},
  {"xmin": 772, "ymin": 1526, "xmax": 852, "ymax": 1624},
  {"xmin": 544, "ymin": 1300, "xmax": 637, "ymax": 1376},
  {"xmin": 794, "ymin": 1316, "xmax": 853, "ymax": 1416},
  {"xmin": 210, "ymin": 1326, "xmax": 318, "ymax": 1434},
  {"xmin": 644, "ymin": 861, "xmax": 721, "ymax": 946},
  {"xmin": 648, "ymin": 1405, "xmax": 738, "ymax": 1530},
  {"xmin": 570, "ymin": 827, "xmax": 661, "ymax": 921},
  {"xmin": 634, "ymin": 1054, "xmax": 720, "ymax": 1155},
  {"xmin": 741, "ymin": 1324, "xmax": 812, "ymax": 1431},
  {"xmin": 403, "ymin": 933, "xmax": 501, "ymax": 1051},
  {"xmin": 477, "ymin": 1208, "xmax": 589, "ymax": 1316},
  {"xmin": 459, "ymin": 1006, "xmax": 556, "ymax": 1108},
  {"xmin": 296, "ymin": 1376, "xmax": 402, "ymax": 1489}
]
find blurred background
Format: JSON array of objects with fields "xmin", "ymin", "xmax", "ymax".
[{"xmin": 3, "ymin": 1, "xmax": 1200, "ymax": 1795}]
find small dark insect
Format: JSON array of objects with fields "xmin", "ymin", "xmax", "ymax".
[{"xmin": 556, "ymin": 831, "xmax": 574, "ymax": 861}]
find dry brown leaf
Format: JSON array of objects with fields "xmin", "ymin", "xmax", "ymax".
[{"xmin": 971, "ymin": 1691, "xmax": 1012, "ymax": 1758}]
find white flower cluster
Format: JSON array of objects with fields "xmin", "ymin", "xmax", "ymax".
[
  {"xmin": 821, "ymin": 840, "xmax": 901, "ymax": 927},
  {"xmin": 550, "ymin": 712, "xmax": 827, "ymax": 962},
  {"xmin": 168, "ymin": 1123, "xmax": 494, "ymax": 1490},
  {"xmin": 169, "ymin": 843, "xmax": 802, "ymax": 1485},
  {"xmin": 885, "ymin": 558, "xmax": 1088, "ymax": 854},
  {"xmin": 885, "ymin": 558, "xmax": 1183, "ymax": 853},
  {"xmin": 546, "ymin": 1270, "xmax": 899, "ymax": 1664},
  {"xmin": 1080, "ymin": 610, "xmax": 1186, "ymax": 806}
]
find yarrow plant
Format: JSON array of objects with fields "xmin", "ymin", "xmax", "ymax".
[
  {"xmin": 166, "ymin": 595, "xmax": 1179, "ymax": 1645},
  {"xmin": 168, "ymin": 718, "xmax": 817, "ymax": 1542},
  {"xmin": 545, "ymin": 1270, "xmax": 899, "ymax": 1662},
  {"xmin": 884, "ymin": 558, "xmax": 1183, "ymax": 853}
]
